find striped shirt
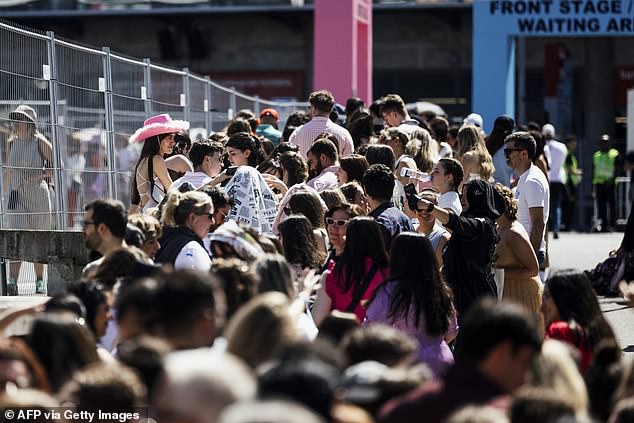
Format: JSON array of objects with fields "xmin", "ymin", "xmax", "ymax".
[{"xmin": 289, "ymin": 116, "xmax": 354, "ymax": 159}]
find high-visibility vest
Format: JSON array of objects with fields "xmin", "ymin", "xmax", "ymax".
[{"xmin": 593, "ymin": 149, "xmax": 619, "ymax": 184}]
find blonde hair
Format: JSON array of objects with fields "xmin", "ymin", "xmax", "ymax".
[
  {"xmin": 161, "ymin": 191, "xmax": 212, "ymax": 227},
  {"xmin": 494, "ymin": 183, "xmax": 517, "ymax": 220},
  {"xmin": 529, "ymin": 340, "xmax": 589, "ymax": 419},
  {"xmin": 224, "ymin": 292, "xmax": 299, "ymax": 368},
  {"xmin": 128, "ymin": 213, "xmax": 162, "ymax": 241},
  {"xmin": 409, "ymin": 127, "xmax": 439, "ymax": 173},
  {"xmin": 457, "ymin": 125, "xmax": 494, "ymax": 181}
]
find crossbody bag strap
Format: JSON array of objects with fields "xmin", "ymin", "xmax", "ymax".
[{"xmin": 345, "ymin": 263, "xmax": 380, "ymax": 313}]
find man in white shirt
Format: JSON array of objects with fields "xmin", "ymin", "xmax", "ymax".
[
  {"xmin": 542, "ymin": 124, "xmax": 567, "ymax": 239},
  {"xmin": 306, "ymin": 138, "xmax": 339, "ymax": 192},
  {"xmin": 289, "ymin": 90, "xmax": 354, "ymax": 159},
  {"xmin": 170, "ymin": 140, "xmax": 224, "ymax": 192},
  {"xmin": 379, "ymin": 94, "xmax": 420, "ymax": 138},
  {"xmin": 504, "ymin": 132, "xmax": 550, "ymax": 267}
]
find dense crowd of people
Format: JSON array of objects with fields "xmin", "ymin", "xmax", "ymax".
[{"xmin": 1, "ymin": 91, "xmax": 634, "ymax": 422}]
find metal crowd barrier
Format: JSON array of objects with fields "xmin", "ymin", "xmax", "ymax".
[
  {"xmin": 0, "ymin": 19, "xmax": 307, "ymax": 232},
  {"xmin": 0, "ymin": 20, "xmax": 306, "ymax": 293}
]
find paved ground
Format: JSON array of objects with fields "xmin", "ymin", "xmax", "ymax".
[{"xmin": 546, "ymin": 231, "xmax": 634, "ymax": 355}]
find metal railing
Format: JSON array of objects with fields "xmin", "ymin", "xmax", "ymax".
[{"xmin": 0, "ymin": 20, "xmax": 307, "ymax": 231}]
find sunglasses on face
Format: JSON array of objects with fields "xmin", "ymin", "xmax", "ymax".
[
  {"xmin": 503, "ymin": 147, "xmax": 524, "ymax": 156},
  {"xmin": 326, "ymin": 217, "xmax": 348, "ymax": 227},
  {"xmin": 283, "ymin": 206, "xmax": 292, "ymax": 215},
  {"xmin": 195, "ymin": 212, "xmax": 215, "ymax": 221}
]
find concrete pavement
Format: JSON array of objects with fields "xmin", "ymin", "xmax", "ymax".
[{"xmin": 547, "ymin": 231, "xmax": 634, "ymax": 355}]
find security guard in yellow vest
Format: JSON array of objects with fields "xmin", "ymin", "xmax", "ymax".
[{"xmin": 592, "ymin": 134, "xmax": 621, "ymax": 232}]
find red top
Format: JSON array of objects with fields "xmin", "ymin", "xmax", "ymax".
[
  {"xmin": 545, "ymin": 320, "xmax": 593, "ymax": 372},
  {"xmin": 325, "ymin": 257, "xmax": 388, "ymax": 321}
]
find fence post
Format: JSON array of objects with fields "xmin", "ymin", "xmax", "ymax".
[
  {"xmin": 254, "ymin": 95, "xmax": 261, "ymax": 116},
  {"xmin": 143, "ymin": 58, "xmax": 153, "ymax": 118},
  {"xmin": 183, "ymin": 68, "xmax": 191, "ymax": 123},
  {"xmin": 229, "ymin": 86, "xmax": 237, "ymax": 121},
  {"xmin": 204, "ymin": 76, "xmax": 212, "ymax": 132},
  {"xmin": 46, "ymin": 31, "xmax": 66, "ymax": 231},
  {"xmin": 102, "ymin": 47, "xmax": 117, "ymax": 200}
]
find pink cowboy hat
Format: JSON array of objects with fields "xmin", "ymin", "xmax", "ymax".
[{"xmin": 129, "ymin": 114, "xmax": 190, "ymax": 143}]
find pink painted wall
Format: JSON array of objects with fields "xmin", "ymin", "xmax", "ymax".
[{"xmin": 314, "ymin": 0, "xmax": 373, "ymax": 105}]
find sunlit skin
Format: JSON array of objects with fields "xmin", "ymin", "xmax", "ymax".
[
  {"xmin": 226, "ymin": 147, "xmax": 250, "ymax": 166},
  {"xmin": 327, "ymin": 209, "xmax": 351, "ymax": 256},
  {"xmin": 211, "ymin": 205, "xmax": 231, "ymax": 232},
  {"xmin": 206, "ymin": 152, "xmax": 224, "ymax": 177},
  {"xmin": 382, "ymin": 111, "xmax": 400, "ymax": 128},
  {"xmin": 336, "ymin": 167, "xmax": 349, "ymax": 185},
  {"xmin": 431, "ymin": 162, "xmax": 452, "ymax": 194},
  {"xmin": 189, "ymin": 204, "xmax": 215, "ymax": 239},
  {"xmin": 82, "ymin": 209, "xmax": 102, "ymax": 252},
  {"xmin": 159, "ymin": 133, "xmax": 176, "ymax": 156}
]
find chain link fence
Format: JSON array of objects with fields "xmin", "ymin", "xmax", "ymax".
[{"xmin": 0, "ymin": 20, "xmax": 307, "ymax": 294}]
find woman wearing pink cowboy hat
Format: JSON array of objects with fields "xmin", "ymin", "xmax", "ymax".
[{"xmin": 130, "ymin": 114, "xmax": 190, "ymax": 214}]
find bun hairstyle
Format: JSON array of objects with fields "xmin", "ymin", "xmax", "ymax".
[
  {"xmin": 225, "ymin": 132, "xmax": 265, "ymax": 167},
  {"xmin": 161, "ymin": 191, "xmax": 212, "ymax": 227}
]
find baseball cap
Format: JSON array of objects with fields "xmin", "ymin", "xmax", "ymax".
[
  {"xmin": 259, "ymin": 108, "xmax": 279, "ymax": 120},
  {"xmin": 463, "ymin": 112, "xmax": 483, "ymax": 128}
]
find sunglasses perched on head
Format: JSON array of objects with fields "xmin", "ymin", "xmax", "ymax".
[{"xmin": 326, "ymin": 217, "xmax": 348, "ymax": 227}]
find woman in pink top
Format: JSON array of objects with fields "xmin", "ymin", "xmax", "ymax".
[{"xmin": 313, "ymin": 217, "xmax": 389, "ymax": 324}]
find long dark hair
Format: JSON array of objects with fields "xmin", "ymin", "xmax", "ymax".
[
  {"xmin": 383, "ymin": 233, "xmax": 454, "ymax": 335},
  {"xmin": 287, "ymin": 191, "xmax": 326, "ymax": 229},
  {"xmin": 131, "ymin": 133, "xmax": 169, "ymax": 205},
  {"xmin": 339, "ymin": 154, "xmax": 369, "ymax": 185},
  {"xmin": 225, "ymin": 132, "xmax": 265, "ymax": 167},
  {"xmin": 279, "ymin": 215, "xmax": 325, "ymax": 268},
  {"xmin": 335, "ymin": 217, "xmax": 388, "ymax": 292},
  {"xmin": 546, "ymin": 270, "xmax": 618, "ymax": 351}
]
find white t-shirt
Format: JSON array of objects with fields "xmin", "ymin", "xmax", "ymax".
[
  {"xmin": 438, "ymin": 191, "xmax": 462, "ymax": 215},
  {"xmin": 546, "ymin": 140, "xmax": 567, "ymax": 183},
  {"xmin": 170, "ymin": 171, "xmax": 213, "ymax": 192},
  {"xmin": 438, "ymin": 142, "xmax": 453, "ymax": 158},
  {"xmin": 174, "ymin": 240, "xmax": 212, "ymax": 272},
  {"xmin": 515, "ymin": 164, "xmax": 550, "ymax": 252}
]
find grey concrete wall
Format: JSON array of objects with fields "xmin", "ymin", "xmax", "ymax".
[{"xmin": 0, "ymin": 230, "xmax": 89, "ymax": 295}]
